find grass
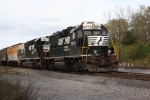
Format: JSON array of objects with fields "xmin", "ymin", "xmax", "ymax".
[
  {"xmin": 0, "ymin": 67, "xmax": 21, "ymax": 75},
  {"xmin": 114, "ymin": 43, "xmax": 150, "ymax": 67},
  {"xmin": 0, "ymin": 66, "xmax": 39, "ymax": 100},
  {"xmin": 133, "ymin": 57, "xmax": 150, "ymax": 67},
  {"xmin": 0, "ymin": 79, "xmax": 38, "ymax": 100}
]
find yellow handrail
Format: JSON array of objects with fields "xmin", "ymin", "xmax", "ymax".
[
  {"xmin": 86, "ymin": 46, "xmax": 90, "ymax": 62},
  {"xmin": 40, "ymin": 50, "xmax": 46, "ymax": 62},
  {"xmin": 40, "ymin": 50, "xmax": 42, "ymax": 62},
  {"xmin": 82, "ymin": 35, "xmax": 86, "ymax": 61},
  {"xmin": 112, "ymin": 40, "xmax": 118, "ymax": 60}
]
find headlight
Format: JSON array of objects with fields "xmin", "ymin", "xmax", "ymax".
[
  {"xmin": 94, "ymin": 50, "xmax": 97, "ymax": 54},
  {"xmin": 108, "ymin": 50, "xmax": 111, "ymax": 53}
]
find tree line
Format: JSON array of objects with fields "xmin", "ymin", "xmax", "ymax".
[
  {"xmin": 104, "ymin": 5, "xmax": 150, "ymax": 65},
  {"xmin": 104, "ymin": 5, "xmax": 150, "ymax": 45}
]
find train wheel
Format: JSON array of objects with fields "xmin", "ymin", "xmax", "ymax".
[
  {"xmin": 113, "ymin": 62, "xmax": 119, "ymax": 71},
  {"xmin": 65, "ymin": 61, "xmax": 72, "ymax": 71},
  {"xmin": 20, "ymin": 62, "xmax": 23, "ymax": 67},
  {"xmin": 22, "ymin": 62, "xmax": 26, "ymax": 67},
  {"xmin": 44, "ymin": 63, "xmax": 49, "ymax": 69},
  {"xmin": 35, "ymin": 62, "xmax": 41, "ymax": 68},
  {"xmin": 52, "ymin": 61, "xmax": 56, "ymax": 70},
  {"xmin": 48, "ymin": 63, "xmax": 53, "ymax": 70}
]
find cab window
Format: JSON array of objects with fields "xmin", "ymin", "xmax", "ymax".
[
  {"xmin": 84, "ymin": 31, "xmax": 92, "ymax": 35},
  {"xmin": 102, "ymin": 30, "xmax": 107, "ymax": 35},
  {"xmin": 93, "ymin": 31, "xmax": 100, "ymax": 35},
  {"xmin": 78, "ymin": 30, "xmax": 82, "ymax": 38},
  {"xmin": 71, "ymin": 32, "xmax": 75, "ymax": 40}
]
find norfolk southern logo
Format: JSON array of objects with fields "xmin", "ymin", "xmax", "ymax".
[
  {"xmin": 58, "ymin": 36, "xmax": 70, "ymax": 46},
  {"xmin": 97, "ymin": 37, "xmax": 102, "ymax": 44},
  {"xmin": 64, "ymin": 37, "xmax": 70, "ymax": 44}
]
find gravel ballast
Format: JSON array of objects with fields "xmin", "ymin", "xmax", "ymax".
[
  {"xmin": 119, "ymin": 67, "xmax": 150, "ymax": 74},
  {"xmin": 0, "ymin": 66, "xmax": 150, "ymax": 100}
]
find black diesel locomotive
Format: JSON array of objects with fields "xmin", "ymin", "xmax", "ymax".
[{"xmin": 0, "ymin": 21, "xmax": 118, "ymax": 72}]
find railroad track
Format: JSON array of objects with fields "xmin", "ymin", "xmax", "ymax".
[
  {"xmin": 93, "ymin": 72, "xmax": 150, "ymax": 81},
  {"xmin": 62, "ymin": 71, "xmax": 150, "ymax": 81},
  {"xmin": 54, "ymin": 70, "xmax": 150, "ymax": 81},
  {"xmin": 1, "ymin": 65, "xmax": 150, "ymax": 81}
]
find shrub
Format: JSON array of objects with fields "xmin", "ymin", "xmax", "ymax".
[{"xmin": 0, "ymin": 79, "xmax": 38, "ymax": 100}]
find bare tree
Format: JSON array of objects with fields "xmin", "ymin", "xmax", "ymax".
[
  {"xmin": 104, "ymin": 10, "xmax": 112, "ymax": 22},
  {"xmin": 104, "ymin": 6, "xmax": 133, "ymax": 41}
]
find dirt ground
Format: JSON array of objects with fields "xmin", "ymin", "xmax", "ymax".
[{"xmin": 0, "ymin": 66, "xmax": 150, "ymax": 100}]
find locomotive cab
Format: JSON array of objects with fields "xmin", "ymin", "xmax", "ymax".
[{"xmin": 21, "ymin": 37, "xmax": 49, "ymax": 68}]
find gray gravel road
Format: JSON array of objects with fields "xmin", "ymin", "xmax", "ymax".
[{"xmin": 0, "ymin": 66, "xmax": 150, "ymax": 100}]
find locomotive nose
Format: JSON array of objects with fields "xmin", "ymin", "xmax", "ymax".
[{"xmin": 94, "ymin": 56, "xmax": 107, "ymax": 67}]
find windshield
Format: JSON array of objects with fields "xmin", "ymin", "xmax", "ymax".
[
  {"xmin": 93, "ymin": 31, "xmax": 100, "ymax": 35},
  {"xmin": 102, "ymin": 30, "xmax": 107, "ymax": 35},
  {"xmin": 84, "ymin": 31, "xmax": 92, "ymax": 35},
  {"xmin": 84, "ymin": 31, "xmax": 101, "ymax": 35}
]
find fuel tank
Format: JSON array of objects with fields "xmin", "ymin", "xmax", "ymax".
[{"xmin": 54, "ymin": 58, "xmax": 71, "ymax": 71}]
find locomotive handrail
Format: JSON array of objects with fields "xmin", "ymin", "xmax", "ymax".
[
  {"xmin": 81, "ymin": 35, "xmax": 91, "ymax": 62},
  {"xmin": 81, "ymin": 35, "xmax": 86, "ymax": 61},
  {"xmin": 86, "ymin": 46, "xmax": 90, "ymax": 62},
  {"xmin": 40, "ymin": 50, "xmax": 43, "ymax": 62},
  {"xmin": 111, "ymin": 40, "xmax": 118, "ymax": 60},
  {"xmin": 44, "ymin": 52, "xmax": 47, "ymax": 63},
  {"xmin": 40, "ymin": 50, "xmax": 44, "ymax": 62},
  {"xmin": 40, "ymin": 50, "xmax": 46, "ymax": 62}
]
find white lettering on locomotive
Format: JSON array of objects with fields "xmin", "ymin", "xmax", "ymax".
[
  {"xmin": 58, "ymin": 38, "xmax": 64, "ymax": 46},
  {"xmin": 64, "ymin": 36, "xmax": 70, "ymax": 44},
  {"xmin": 58, "ymin": 36, "xmax": 70, "ymax": 46}
]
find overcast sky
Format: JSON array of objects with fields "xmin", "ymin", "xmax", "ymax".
[{"xmin": 0, "ymin": 0, "xmax": 149, "ymax": 49}]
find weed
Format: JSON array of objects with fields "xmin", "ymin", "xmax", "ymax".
[{"xmin": 0, "ymin": 79, "xmax": 38, "ymax": 100}]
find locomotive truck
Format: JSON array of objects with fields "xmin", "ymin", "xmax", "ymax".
[{"xmin": 0, "ymin": 21, "xmax": 118, "ymax": 72}]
